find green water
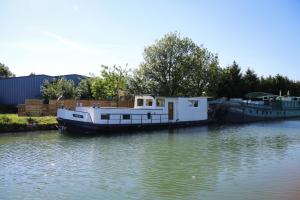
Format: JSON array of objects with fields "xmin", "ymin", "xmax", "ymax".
[{"xmin": 1, "ymin": 120, "xmax": 300, "ymax": 200}]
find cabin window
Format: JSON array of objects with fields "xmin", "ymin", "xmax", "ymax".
[
  {"xmin": 147, "ymin": 112, "xmax": 151, "ymax": 119},
  {"xmin": 188, "ymin": 100, "xmax": 199, "ymax": 107},
  {"xmin": 123, "ymin": 114, "xmax": 130, "ymax": 120},
  {"xmin": 146, "ymin": 99, "xmax": 153, "ymax": 106},
  {"xmin": 137, "ymin": 99, "xmax": 144, "ymax": 106},
  {"xmin": 73, "ymin": 114, "xmax": 83, "ymax": 118},
  {"xmin": 156, "ymin": 99, "xmax": 165, "ymax": 107},
  {"xmin": 101, "ymin": 114, "xmax": 110, "ymax": 120}
]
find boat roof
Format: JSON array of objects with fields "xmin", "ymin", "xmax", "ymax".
[
  {"xmin": 245, "ymin": 92, "xmax": 277, "ymax": 98},
  {"xmin": 134, "ymin": 94, "xmax": 207, "ymax": 99}
]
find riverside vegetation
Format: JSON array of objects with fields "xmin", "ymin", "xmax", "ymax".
[
  {"xmin": 40, "ymin": 32, "xmax": 300, "ymax": 101},
  {"xmin": 0, "ymin": 114, "xmax": 57, "ymax": 133},
  {"xmin": 1, "ymin": 32, "xmax": 300, "ymax": 102},
  {"xmin": 1, "ymin": 32, "xmax": 300, "ymax": 132}
]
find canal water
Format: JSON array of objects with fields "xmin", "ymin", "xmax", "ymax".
[{"xmin": 1, "ymin": 120, "xmax": 300, "ymax": 200}]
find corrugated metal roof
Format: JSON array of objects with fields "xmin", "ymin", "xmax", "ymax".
[{"xmin": 0, "ymin": 74, "xmax": 86, "ymax": 105}]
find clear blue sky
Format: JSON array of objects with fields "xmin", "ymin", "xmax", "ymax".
[{"xmin": 0, "ymin": 0, "xmax": 299, "ymax": 79}]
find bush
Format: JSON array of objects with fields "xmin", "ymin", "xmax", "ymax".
[{"xmin": 0, "ymin": 115, "xmax": 11, "ymax": 123}]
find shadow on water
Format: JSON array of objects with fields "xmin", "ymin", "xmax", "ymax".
[
  {"xmin": 59, "ymin": 117, "xmax": 300, "ymax": 139},
  {"xmin": 60, "ymin": 125, "xmax": 211, "ymax": 139}
]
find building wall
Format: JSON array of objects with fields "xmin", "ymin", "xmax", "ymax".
[{"xmin": 0, "ymin": 74, "xmax": 85, "ymax": 105}]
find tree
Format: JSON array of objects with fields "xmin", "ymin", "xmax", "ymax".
[
  {"xmin": 91, "ymin": 65, "xmax": 128, "ymax": 100},
  {"xmin": 209, "ymin": 62, "xmax": 223, "ymax": 96},
  {"xmin": 133, "ymin": 32, "xmax": 219, "ymax": 96},
  {"xmin": 0, "ymin": 62, "xmax": 15, "ymax": 78},
  {"xmin": 127, "ymin": 67, "xmax": 152, "ymax": 95},
  {"xmin": 75, "ymin": 78, "xmax": 93, "ymax": 99},
  {"xmin": 258, "ymin": 75, "xmax": 293, "ymax": 96},
  {"xmin": 217, "ymin": 61, "xmax": 243, "ymax": 98},
  {"xmin": 91, "ymin": 77, "xmax": 106, "ymax": 100},
  {"xmin": 273, "ymin": 74, "xmax": 290, "ymax": 95},
  {"xmin": 184, "ymin": 48, "xmax": 221, "ymax": 97},
  {"xmin": 41, "ymin": 77, "xmax": 76, "ymax": 100},
  {"xmin": 242, "ymin": 68, "xmax": 259, "ymax": 95}
]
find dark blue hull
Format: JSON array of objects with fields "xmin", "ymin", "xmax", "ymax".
[
  {"xmin": 220, "ymin": 107, "xmax": 300, "ymax": 123},
  {"xmin": 57, "ymin": 118, "xmax": 208, "ymax": 134}
]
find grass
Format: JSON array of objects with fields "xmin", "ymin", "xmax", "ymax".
[
  {"xmin": 0, "ymin": 114, "xmax": 57, "ymax": 132},
  {"xmin": 0, "ymin": 114, "xmax": 57, "ymax": 125}
]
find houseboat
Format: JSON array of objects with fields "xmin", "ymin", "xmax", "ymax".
[
  {"xmin": 57, "ymin": 95, "xmax": 208, "ymax": 133},
  {"xmin": 212, "ymin": 92, "xmax": 300, "ymax": 123}
]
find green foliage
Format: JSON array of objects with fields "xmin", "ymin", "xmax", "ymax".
[
  {"xmin": 75, "ymin": 78, "xmax": 93, "ymax": 99},
  {"xmin": 214, "ymin": 63, "xmax": 300, "ymax": 98},
  {"xmin": 183, "ymin": 48, "xmax": 220, "ymax": 97},
  {"xmin": 130, "ymin": 32, "xmax": 220, "ymax": 96},
  {"xmin": 0, "ymin": 115, "xmax": 12, "ymax": 124},
  {"xmin": 91, "ymin": 65, "xmax": 128, "ymax": 100},
  {"xmin": 91, "ymin": 77, "xmax": 106, "ymax": 100},
  {"xmin": 0, "ymin": 114, "xmax": 56, "ymax": 125},
  {"xmin": 128, "ymin": 32, "xmax": 300, "ymax": 98},
  {"xmin": 39, "ymin": 66, "xmax": 129, "ymax": 101},
  {"xmin": 41, "ymin": 77, "xmax": 76, "ymax": 100},
  {"xmin": 36, "ymin": 32, "xmax": 300, "ymax": 99},
  {"xmin": 217, "ymin": 61, "xmax": 243, "ymax": 98},
  {"xmin": 259, "ymin": 74, "xmax": 297, "ymax": 96},
  {"xmin": 242, "ymin": 68, "xmax": 259, "ymax": 93},
  {"xmin": 127, "ymin": 68, "xmax": 152, "ymax": 95},
  {"xmin": 0, "ymin": 62, "xmax": 15, "ymax": 78}
]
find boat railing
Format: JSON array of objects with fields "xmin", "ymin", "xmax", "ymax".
[
  {"xmin": 102, "ymin": 113, "xmax": 169, "ymax": 125},
  {"xmin": 243, "ymin": 102, "xmax": 272, "ymax": 109}
]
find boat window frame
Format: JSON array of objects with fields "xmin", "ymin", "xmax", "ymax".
[
  {"xmin": 101, "ymin": 114, "xmax": 110, "ymax": 120},
  {"xmin": 122, "ymin": 114, "xmax": 130, "ymax": 120},
  {"xmin": 146, "ymin": 99, "xmax": 153, "ymax": 107},
  {"xmin": 156, "ymin": 98, "xmax": 165, "ymax": 107},
  {"xmin": 188, "ymin": 100, "xmax": 199, "ymax": 107},
  {"xmin": 137, "ymin": 98, "xmax": 144, "ymax": 107},
  {"xmin": 73, "ymin": 114, "xmax": 84, "ymax": 118}
]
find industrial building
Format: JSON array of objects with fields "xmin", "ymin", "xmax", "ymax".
[{"xmin": 0, "ymin": 74, "xmax": 85, "ymax": 105}]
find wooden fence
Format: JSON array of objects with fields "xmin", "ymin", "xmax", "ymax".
[{"xmin": 18, "ymin": 99, "xmax": 134, "ymax": 116}]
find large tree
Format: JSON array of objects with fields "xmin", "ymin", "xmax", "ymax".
[
  {"xmin": 242, "ymin": 68, "xmax": 259, "ymax": 95},
  {"xmin": 0, "ymin": 62, "xmax": 15, "ymax": 78},
  {"xmin": 130, "ymin": 32, "xmax": 220, "ymax": 96},
  {"xmin": 217, "ymin": 61, "xmax": 243, "ymax": 98},
  {"xmin": 91, "ymin": 65, "xmax": 128, "ymax": 100},
  {"xmin": 75, "ymin": 78, "xmax": 93, "ymax": 99},
  {"xmin": 41, "ymin": 77, "xmax": 76, "ymax": 100}
]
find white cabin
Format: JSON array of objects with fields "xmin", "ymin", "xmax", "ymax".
[{"xmin": 57, "ymin": 95, "xmax": 208, "ymax": 125}]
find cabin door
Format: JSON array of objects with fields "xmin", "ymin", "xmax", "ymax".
[{"xmin": 168, "ymin": 102, "xmax": 174, "ymax": 120}]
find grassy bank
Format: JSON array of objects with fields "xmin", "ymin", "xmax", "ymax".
[{"xmin": 0, "ymin": 114, "xmax": 58, "ymax": 133}]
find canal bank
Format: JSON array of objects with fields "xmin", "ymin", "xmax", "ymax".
[{"xmin": 0, "ymin": 114, "xmax": 57, "ymax": 133}]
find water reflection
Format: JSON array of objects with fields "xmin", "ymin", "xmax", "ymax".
[
  {"xmin": 0, "ymin": 120, "xmax": 300, "ymax": 200},
  {"xmin": 140, "ymin": 121, "xmax": 300, "ymax": 199}
]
